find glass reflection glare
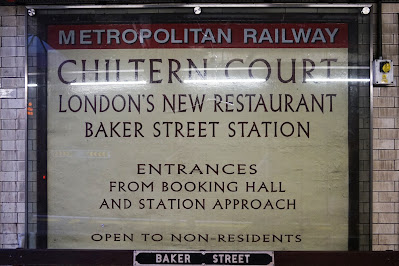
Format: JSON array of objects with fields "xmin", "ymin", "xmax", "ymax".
[
  {"xmin": 70, "ymin": 81, "xmax": 147, "ymax": 86},
  {"xmin": 308, "ymin": 78, "xmax": 370, "ymax": 82},
  {"xmin": 184, "ymin": 79, "xmax": 265, "ymax": 84}
]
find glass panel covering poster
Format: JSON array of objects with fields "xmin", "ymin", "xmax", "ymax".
[{"xmin": 46, "ymin": 23, "xmax": 349, "ymax": 250}]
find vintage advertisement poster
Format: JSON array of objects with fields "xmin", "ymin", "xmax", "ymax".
[{"xmin": 46, "ymin": 23, "xmax": 349, "ymax": 250}]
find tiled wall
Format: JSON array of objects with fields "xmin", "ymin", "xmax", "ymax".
[
  {"xmin": 372, "ymin": 3, "xmax": 399, "ymax": 252},
  {"xmin": 0, "ymin": 3, "xmax": 398, "ymax": 251},
  {"xmin": 0, "ymin": 6, "xmax": 26, "ymax": 249}
]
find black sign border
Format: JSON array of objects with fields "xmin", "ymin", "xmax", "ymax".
[{"xmin": 31, "ymin": 9, "xmax": 364, "ymax": 251}]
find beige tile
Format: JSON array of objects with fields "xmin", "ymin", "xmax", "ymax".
[
  {"xmin": 373, "ymin": 202, "xmax": 395, "ymax": 212},
  {"xmin": 379, "ymin": 213, "xmax": 399, "ymax": 223},
  {"xmin": 379, "ymin": 234, "xmax": 399, "ymax": 245},
  {"xmin": 374, "ymin": 181, "xmax": 395, "ymax": 191},
  {"xmin": 373, "ymin": 224, "xmax": 395, "ymax": 234},
  {"xmin": 378, "ymin": 192, "xmax": 399, "ymax": 202}
]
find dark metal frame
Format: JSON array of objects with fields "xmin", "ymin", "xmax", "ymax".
[
  {"xmin": 1, "ymin": 249, "xmax": 398, "ymax": 265},
  {"xmin": 27, "ymin": 5, "xmax": 371, "ymax": 251}
]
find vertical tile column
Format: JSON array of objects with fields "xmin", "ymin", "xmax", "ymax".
[
  {"xmin": 0, "ymin": 6, "xmax": 26, "ymax": 249},
  {"xmin": 372, "ymin": 3, "xmax": 399, "ymax": 251}
]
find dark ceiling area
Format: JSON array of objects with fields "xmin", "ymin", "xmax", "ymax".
[{"xmin": 0, "ymin": 0, "xmax": 391, "ymax": 5}]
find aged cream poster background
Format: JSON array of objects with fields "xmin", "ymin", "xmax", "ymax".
[{"xmin": 47, "ymin": 48, "xmax": 348, "ymax": 250}]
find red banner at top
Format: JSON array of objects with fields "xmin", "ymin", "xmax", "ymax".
[{"xmin": 47, "ymin": 23, "xmax": 348, "ymax": 49}]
